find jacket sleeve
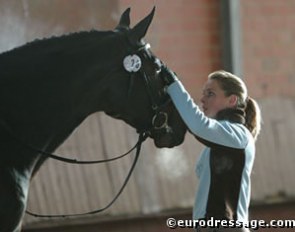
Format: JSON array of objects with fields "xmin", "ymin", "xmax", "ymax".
[{"xmin": 167, "ymin": 81, "xmax": 249, "ymax": 149}]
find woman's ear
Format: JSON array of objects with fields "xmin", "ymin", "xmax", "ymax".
[{"xmin": 229, "ymin": 94, "xmax": 238, "ymax": 107}]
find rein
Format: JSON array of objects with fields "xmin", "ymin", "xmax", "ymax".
[
  {"xmin": 0, "ymin": 119, "xmax": 148, "ymax": 218},
  {"xmin": 21, "ymin": 131, "xmax": 144, "ymax": 165},
  {"xmin": 25, "ymin": 132, "xmax": 148, "ymax": 218}
]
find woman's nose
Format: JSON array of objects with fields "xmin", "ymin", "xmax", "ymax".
[{"xmin": 200, "ymin": 95, "xmax": 205, "ymax": 103}]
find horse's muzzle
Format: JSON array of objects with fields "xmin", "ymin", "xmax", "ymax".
[{"xmin": 150, "ymin": 125, "xmax": 182, "ymax": 148}]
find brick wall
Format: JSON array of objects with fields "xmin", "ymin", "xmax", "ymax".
[
  {"xmin": 0, "ymin": 0, "xmax": 118, "ymax": 52},
  {"xmin": 117, "ymin": 0, "xmax": 295, "ymax": 100},
  {"xmin": 241, "ymin": 0, "xmax": 295, "ymax": 99}
]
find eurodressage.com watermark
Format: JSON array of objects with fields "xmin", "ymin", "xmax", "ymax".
[{"xmin": 166, "ymin": 217, "xmax": 295, "ymax": 230}]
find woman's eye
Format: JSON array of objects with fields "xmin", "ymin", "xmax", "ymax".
[{"xmin": 205, "ymin": 91, "xmax": 215, "ymax": 97}]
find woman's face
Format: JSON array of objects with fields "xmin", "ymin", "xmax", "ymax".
[{"xmin": 200, "ymin": 79, "xmax": 235, "ymax": 118}]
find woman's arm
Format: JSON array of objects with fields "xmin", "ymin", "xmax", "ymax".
[{"xmin": 167, "ymin": 81, "xmax": 249, "ymax": 149}]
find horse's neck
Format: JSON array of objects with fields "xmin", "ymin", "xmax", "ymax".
[{"xmin": 0, "ymin": 31, "xmax": 123, "ymax": 150}]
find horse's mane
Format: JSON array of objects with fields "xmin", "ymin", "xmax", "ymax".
[{"xmin": 0, "ymin": 30, "xmax": 115, "ymax": 58}]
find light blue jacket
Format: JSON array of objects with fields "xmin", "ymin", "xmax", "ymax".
[{"xmin": 167, "ymin": 81, "xmax": 255, "ymax": 222}]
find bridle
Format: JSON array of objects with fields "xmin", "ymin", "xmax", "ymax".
[
  {"xmin": 133, "ymin": 43, "xmax": 172, "ymax": 134},
  {"xmin": 0, "ymin": 43, "xmax": 171, "ymax": 218}
]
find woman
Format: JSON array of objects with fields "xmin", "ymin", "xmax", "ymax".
[{"xmin": 161, "ymin": 68, "xmax": 261, "ymax": 231}]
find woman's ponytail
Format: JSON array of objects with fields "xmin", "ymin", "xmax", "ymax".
[{"xmin": 244, "ymin": 97, "xmax": 262, "ymax": 141}]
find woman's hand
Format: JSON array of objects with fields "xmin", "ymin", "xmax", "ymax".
[{"xmin": 160, "ymin": 66, "xmax": 179, "ymax": 86}]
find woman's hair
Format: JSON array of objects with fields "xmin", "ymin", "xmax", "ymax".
[{"xmin": 208, "ymin": 70, "xmax": 261, "ymax": 140}]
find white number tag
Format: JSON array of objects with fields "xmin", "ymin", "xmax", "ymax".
[{"xmin": 123, "ymin": 55, "xmax": 142, "ymax": 72}]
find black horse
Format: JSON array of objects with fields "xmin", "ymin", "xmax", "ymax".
[{"xmin": 0, "ymin": 8, "xmax": 187, "ymax": 232}]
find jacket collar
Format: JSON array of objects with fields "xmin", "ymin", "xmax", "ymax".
[{"xmin": 215, "ymin": 108, "xmax": 245, "ymax": 124}]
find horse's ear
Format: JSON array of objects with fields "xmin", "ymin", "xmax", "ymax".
[
  {"xmin": 129, "ymin": 7, "xmax": 155, "ymax": 43},
  {"xmin": 116, "ymin": 8, "xmax": 131, "ymax": 30}
]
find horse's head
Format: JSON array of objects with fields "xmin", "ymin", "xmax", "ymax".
[{"xmin": 104, "ymin": 7, "xmax": 187, "ymax": 148}]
